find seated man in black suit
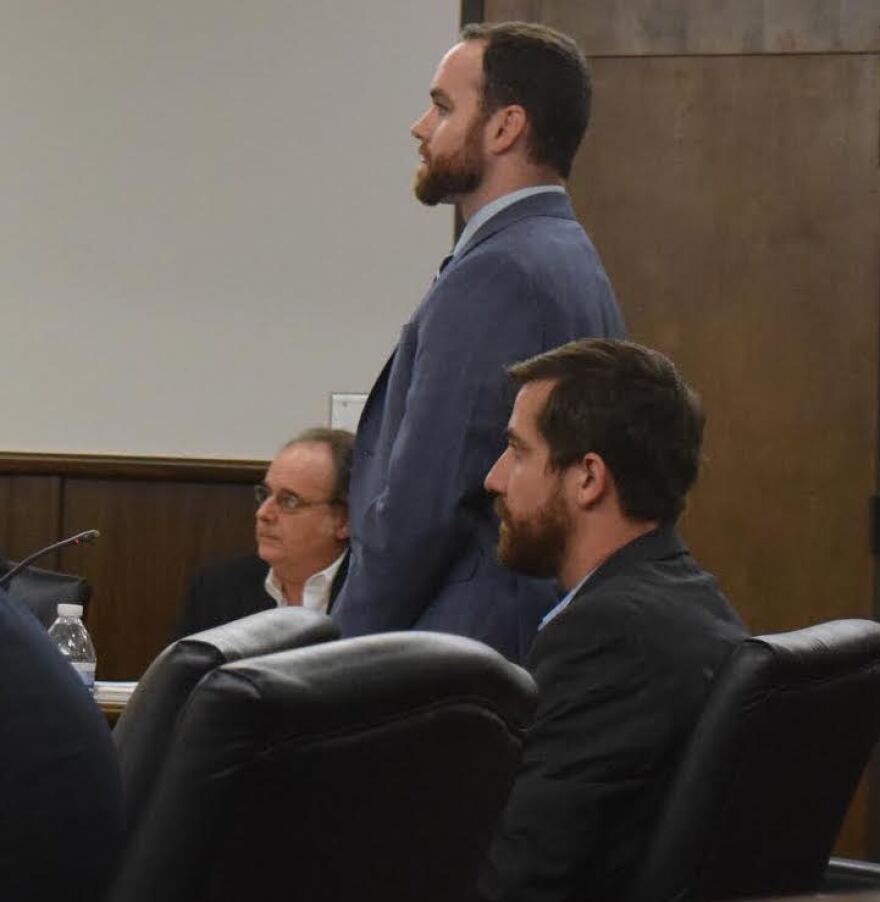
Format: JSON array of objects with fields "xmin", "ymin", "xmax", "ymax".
[
  {"xmin": 477, "ymin": 339, "xmax": 748, "ymax": 902},
  {"xmin": 0, "ymin": 586, "xmax": 123, "ymax": 901},
  {"xmin": 175, "ymin": 427, "xmax": 353, "ymax": 637}
]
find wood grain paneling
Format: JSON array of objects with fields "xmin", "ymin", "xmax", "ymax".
[
  {"xmin": 485, "ymin": 0, "xmax": 880, "ymax": 55},
  {"xmin": 0, "ymin": 476, "xmax": 61, "ymax": 567},
  {"xmin": 1, "ymin": 453, "xmax": 266, "ymax": 680},
  {"xmin": 60, "ymin": 479, "xmax": 258, "ymax": 680},
  {"xmin": 461, "ymin": 0, "xmax": 487, "ymax": 27},
  {"xmin": 576, "ymin": 53, "xmax": 880, "ymax": 636}
]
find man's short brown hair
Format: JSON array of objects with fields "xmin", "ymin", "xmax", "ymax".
[
  {"xmin": 461, "ymin": 21, "xmax": 591, "ymax": 179},
  {"xmin": 508, "ymin": 339, "xmax": 704, "ymax": 523}
]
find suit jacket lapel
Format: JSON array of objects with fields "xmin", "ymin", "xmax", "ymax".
[
  {"xmin": 326, "ymin": 549, "xmax": 350, "ymax": 616},
  {"xmin": 358, "ymin": 347, "xmax": 396, "ymax": 430}
]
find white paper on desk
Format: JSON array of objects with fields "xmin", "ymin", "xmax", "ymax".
[{"xmin": 93, "ymin": 681, "xmax": 138, "ymax": 704}]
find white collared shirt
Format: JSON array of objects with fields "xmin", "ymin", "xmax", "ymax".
[
  {"xmin": 264, "ymin": 552, "xmax": 346, "ymax": 614},
  {"xmin": 452, "ymin": 184, "xmax": 566, "ymax": 258}
]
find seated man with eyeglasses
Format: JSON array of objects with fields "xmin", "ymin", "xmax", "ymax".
[{"xmin": 173, "ymin": 428, "xmax": 354, "ymax": 638}]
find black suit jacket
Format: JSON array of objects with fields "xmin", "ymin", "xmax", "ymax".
[
  {"xmin": 478, "ymin": 528, "xmax": 748, "ymax": 902},
  {"xmin": 174, "ymin": 551, "xmax": 348, "ymax": 640}
]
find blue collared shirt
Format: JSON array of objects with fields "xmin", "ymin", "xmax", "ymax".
[
  {"xmin": 539, "ymin": 568, "xmax": 594, "ymax": 631},
  {"xmin": 452, "ymin": 184, "xmax": 566, "ymax": 258}
]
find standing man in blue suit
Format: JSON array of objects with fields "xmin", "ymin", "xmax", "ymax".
[{"xmin": 332, "ymin": 22, "xmax": 625, "ymax": 661}]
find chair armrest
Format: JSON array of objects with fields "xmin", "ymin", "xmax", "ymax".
[{"xmin": 822, "ymin": 857, "xmax": 880, "ymax": 891}]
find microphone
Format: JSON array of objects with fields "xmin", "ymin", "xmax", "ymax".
[{"xmin": 0, "ymin": 529, "xmax": 100, "ymax": 588}]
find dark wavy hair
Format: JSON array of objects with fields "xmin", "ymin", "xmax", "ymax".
[{"xmin": 508, "ymin": 339, "xmax": 705, "ymax": 523}]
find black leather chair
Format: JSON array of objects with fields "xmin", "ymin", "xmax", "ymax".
[
  {"xmin": 108, "ymin": 632, "xmax": 537, "ymax": 902},
  {"xmin": 626, "ymin": 618, "xmax": 880, "ymax": 901},
  {"xmin": 0, "ymin": 560, "xmax": 91, "ymax": 627},
  {"xmin": 114, "ymin": 607, "xmax": 339, "ymax": 838}
]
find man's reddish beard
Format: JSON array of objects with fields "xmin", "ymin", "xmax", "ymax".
[
  {"xmin": 414, "ymin": 109, "xmax": 487, "ymax": 206},
  {"xmin": 494, "ymin": 488, "xmax": 569, "ymax": 580}
]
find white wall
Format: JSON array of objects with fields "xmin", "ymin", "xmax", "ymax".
[{"xmin": 0, "ymin": 0, "xmax": 458, "ymax": 459}]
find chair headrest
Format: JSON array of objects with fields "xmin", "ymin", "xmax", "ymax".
[{"xmin": 211, "ymin": 630, "xmax": 537, "ymax": 740}]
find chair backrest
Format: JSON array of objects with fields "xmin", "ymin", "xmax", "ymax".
[
  {"xmin": 109, "ymin": 631, "xmax": 537, "ymax": 902},
  {"xmin": 113, "ymin": 606, "xmax": 338, "ymax": 836},
  {"xmin": 627, "ymin": 619, "xmax": 880, "ymax": 902},
  {"xmin": 2, "ymin": 561, "xmax": 91, "ymax": 628}
]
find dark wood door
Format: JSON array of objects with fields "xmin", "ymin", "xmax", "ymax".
[{"xmin": 484, "ymin": 0, "xmax": 880, "ymax": 858}]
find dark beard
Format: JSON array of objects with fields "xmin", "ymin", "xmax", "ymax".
[
  {"xmin": 495, "ymin": 492, "xmax": 568, "ymax": 580},
  {"xmin": 413, "ymin": 114, "xmax": 485, "ymax": 206}
]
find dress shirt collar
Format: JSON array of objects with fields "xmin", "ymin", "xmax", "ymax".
[
  {"xmin": 539, "ymin": 568, "xmax": 595, "ymax": 631},
  {"xmin": 538, "ymin": 526, "xmax": 688, "ymax": 630},
  {"xmin": 452, "ymin": 185, "xmax": 566, "ymax": 259},
  {"xmin": 264, "ymin": 551, "xmax": 346, "ymax": 614}
]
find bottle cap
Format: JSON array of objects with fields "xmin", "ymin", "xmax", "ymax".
[{"xmin": 57, "ymin": 603, "xmax": 83, "ymax": 618}]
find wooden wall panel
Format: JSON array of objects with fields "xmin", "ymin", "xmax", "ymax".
[
  {"xmin": 1, "ymin": 454, "xmax": 265, "ymax": 679},
  {"xmin": 59, "ymin": 478, "xmax": 258, "ymax": 680},
  {"xmin": 1, "ymin": 456, "xmax": 265, "ymax": 681},
  {"xmin": 0, "ymin": 475, "xmax": 61, "ymax": 567},
  {"xmin": 576, "ymin": 53, "xmax": 880, "ymax": 636},
  {"xmin": 485, "ymin": 0, "xmax": 880, "ymax": 55}
]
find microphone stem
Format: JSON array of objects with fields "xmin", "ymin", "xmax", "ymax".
[{"xmin": 0, "ymin": 531, "xmax": 98, "ymax": 589}]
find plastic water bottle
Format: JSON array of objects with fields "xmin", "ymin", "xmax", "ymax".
[{"xmin": 48, "ymin": 603, "xmax": 97, "ymax": 693}]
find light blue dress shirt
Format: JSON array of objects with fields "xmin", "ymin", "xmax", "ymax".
[
  {"xmin": 453, "ymin": 185, "xmax": 566, "ymax": 258},
  {"xmin": 539, "ymin": 569, "xmax": 594, "ymax": 631}
]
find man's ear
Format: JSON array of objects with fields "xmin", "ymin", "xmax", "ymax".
[
  {"xmin": 573, "ymin": 452, "xmax": 611, "ymax": 510},
  {"xmin": 335, "ymin": 509, "xmax": 350, "ymax": 542},
  {"xmin": 486, "ymin": 104, "xmax": 527, "ymax": 155}
]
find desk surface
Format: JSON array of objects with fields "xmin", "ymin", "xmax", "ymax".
[
  {"xmin": 759, "ymin": 895, "xmax": 880, "ymax": 901},
  {"xmin": 94, "ymin": 680, "xmax": 136, "ymax": 725}
]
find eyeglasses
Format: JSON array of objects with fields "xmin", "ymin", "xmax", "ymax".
[{"xmin": 254, "ymin": 484, "xmax": 335, "ymax": 514}]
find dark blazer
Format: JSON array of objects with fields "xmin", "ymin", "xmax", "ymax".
[
  {"xmin": 0, "ymin": 589, "xmax": 124, "ymax": 901},
  {"xmin": 478, "ymin": 528, "xmax": 749, "ymax": 902},
  {"xmin": 332, "ymin": 191, "xmax": 625, "ymax": 662},
  {"xmin": 174, "ymin": 551, "xmax": 348, "ymax": 639}
]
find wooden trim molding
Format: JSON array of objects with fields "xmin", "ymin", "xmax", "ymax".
[{"xmin": 0, "ymin": 452, "xmax": 267, "ymax": 484}]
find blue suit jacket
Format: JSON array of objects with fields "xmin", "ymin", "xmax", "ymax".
[
  {"xmin": 0, "ymin": 589, "xmax": 124, "ymax": 900},
  {"xmin": 332, "ymin": 191, "xmax": 625, "ymax": 661}
]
